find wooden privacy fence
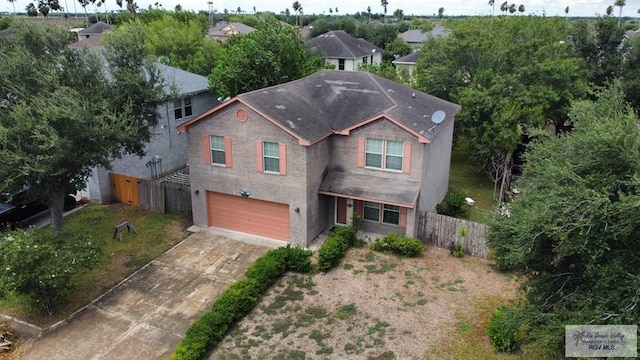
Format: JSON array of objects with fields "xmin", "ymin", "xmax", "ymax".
[
  {"xmin": 138, "ymin": 179, "xmax": 192, "ymax": 218},
  {"xmin": 416, "ymin": 212, "xmax": 489, "ymax": 258}
]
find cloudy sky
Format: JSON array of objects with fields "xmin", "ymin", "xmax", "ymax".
[{"xmin": 1, "ymin": 0, "xmax": 639, "ymax": 19}]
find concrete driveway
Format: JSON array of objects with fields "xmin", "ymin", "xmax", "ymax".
[{"xmin": 19, "ymin": 227, "xmax": 279, "ymax": 360}]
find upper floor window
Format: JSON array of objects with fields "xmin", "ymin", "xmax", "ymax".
[
  {"xmin": 210, "ymin": 135, "xmax": 226, "ymax": 165},
  {"xmin": 174, "ymin": 97, "xmax": 193, "ymax": 120},
  {"xmin": 263, "ymin": 142, "xmax": 280, "ymax": 173},
  {"xmin": 338, "ymin": 59, "xmax": 345, "ymax": 70},
  {"xmin": 365, "ymin": 139, "xmax": 403, "ymax": 171}
]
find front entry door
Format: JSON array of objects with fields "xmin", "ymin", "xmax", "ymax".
[{"xmin": 336, "ymin": 197, "xmax": 347, "ymax": 225}]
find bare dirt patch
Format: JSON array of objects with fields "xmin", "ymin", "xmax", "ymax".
[{"xmin": 211, "ymin": 246, "xmax": 518, "ymax": 359}]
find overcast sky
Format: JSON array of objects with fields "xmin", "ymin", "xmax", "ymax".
[{"xmin": 1, "ymin": 0, "xmax": 639, "ymax": 19}]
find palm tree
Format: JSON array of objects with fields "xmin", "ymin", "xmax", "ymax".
[
  {"xmin": 606, "ymin": 5, "xmax": 613, "ymax": 16},
  {"xmin": 614, "ymin": 0, "xmax": 625, "ymax": 26},
  {"xmin": 500, "ymin": 1, "xmax": 508, "ymax": 14},
  {"xmin": 518, "ymin": 4, "xmax": 524, "ymax": 14},
  {"xmin": 329, "ymin": 7, "xmax": 332, "ymax": 15},
  {"xmin": 508, "ymin": 3, "xmax": 516, "ymax": 14},
  {"xmin": 26, "ymin": 2, "xmax": 38, "ymax": 16},
  {"xmin": 7, "ymin": 0, "xmax": 16, "ymax": 15},
  {"xmin": 335, "ymin": 7, "xmax": 338, "ymax": 14},
  {"xmin": 393, "ymin": 8, "xmax": 403, "ymax": 23},
  {"xmin": 367, "ymin": 5, "xmax": 371, "ymax": 19},
  {"xmin": 438, "ymin": 7, "xmax": 444, "ymax": 19},
  {"xmin": 116, "ymin": 0, "xmax": 137, "ymax": 18},
  {"xmin": 380, "ymin": 0, "xmax": 388, "ymax": 24},
  {"xmin": 38, "ymin": 0, "xmax": 50, "ymax": 18},
  {"xmin": 488, "ymin": 0, "xmax": 495, "ymax": 17},
  {"xmin": 565, "ymin": 6, "xmax": 569, "ymax": 17},
  {"xmin": 292, "ymin": 1, "xmax": 300, "ymax": 26}
]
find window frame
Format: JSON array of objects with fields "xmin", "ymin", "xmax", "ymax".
[
  {"xmin": 382, "ymin": 204, "xmax": 400, "ymax": 225},
  {"xmin": 173, "ymin": 97, "xmax": 193, "ymax": 121},
  {"xmin": 338, "ymin": 58, "xmax": 345, "ymax": 70},
  {"xmin": 365, "ymin": 138, "xmax": 403, "ymax": 171},
  {"xmin": 363, "ymin": 201, "xmax": 380, "ymax": 222},
  {"xmin": 209, "ymin": 135, "xmax": 226, "ymax": 166},
  {"xmin": 362, "ymin": 201, "xmax": 400, "ymax": 226},
  {"xmin": 262, "ymin": 141, "xmax": 280, "ymax": 173}
]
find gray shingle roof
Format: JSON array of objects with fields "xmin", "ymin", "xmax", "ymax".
[
  {"xmin": 154, "ymin": 63, "xmax": 209, "ymax": 97},
  {"xmin": 399, "ymin": 29, "xmax": 428, "ymax": 44},
  {"xmin": 236, "ymin": 70, "xmax": 460, "ymax": 144},
  {"xmin": 208, "ymin": 22, "xmax": 256, "ymax": 37},
  {"xmin": 392, "ymin": 52, "xmax": 419, "ymax": 64},
  {"xmin": 306, "ymin": 30, "xmax": 383, "ymax": 59},
  {"xmin": 79, "ymin": 21, "xmax": 113, "ymax": 36}
]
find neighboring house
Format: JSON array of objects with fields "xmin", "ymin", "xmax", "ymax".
[
  {"xmin": 77, "ymin": 21, "xmax": 113, "ymax": 42},
  {"xmin": 177, "ymin": 70, "xmax": 461, "ymax": 246},
  {"xmin": 399, "ymin": 26, "xmax": 451, "ymax": 48},
  {"xmin": 84, "ymin": 63, "xmax": 219, "ymax": 204},
  {"xmin": 307, "ymin": 30, "xmax": 383, "ymax": 71},
  {"xmin": 392, "ymin": 51, "xmax": 419, "ymax": 78},
  {"xmin": 208, "ymin": 22, "xmax": 256, "ymax": 42}
]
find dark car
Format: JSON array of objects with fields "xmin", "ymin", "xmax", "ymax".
[{"xmin": 0, "ymin": 188, "xmax": 49, "ymax": 231}]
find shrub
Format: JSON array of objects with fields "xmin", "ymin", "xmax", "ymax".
[
  {"xmin": 282, "ymin": 245, "xmax": 313, "ymax": 273},
  {"xmin": 487, "ymin": 305, "xmax": 522, "ymax": 353},
  {"xmin": 436, "ymin": 191, "xmax": 469, "ymax": 218},
  {"xmin": 370, "ymin": 233, "xmax": 425, "ymax": 257},
  {"xmin": 318, "ymin": 227, "xmax": 355, "ymax": 272},
  {"xmin": 451, "ymin": 242, "xmax": 465, "ymax": 258}
]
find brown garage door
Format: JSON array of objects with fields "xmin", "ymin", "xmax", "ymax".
[{"xmin": 206, "ymin": 191, "xmax": 290, "ymax": 242}]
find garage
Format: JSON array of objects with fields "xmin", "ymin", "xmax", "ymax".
[{"xmin": 206, "ymin": 191, "xmax": 290, "ymax": 242}]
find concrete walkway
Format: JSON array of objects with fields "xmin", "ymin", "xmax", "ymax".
[{"xmin": 19, "ymin": 227, "xmax": 279, "ymax": 360}]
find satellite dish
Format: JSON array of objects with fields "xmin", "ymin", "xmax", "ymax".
[{"xmin": 431, "ymin": 110, "xmax": 446, "ymax": 124}]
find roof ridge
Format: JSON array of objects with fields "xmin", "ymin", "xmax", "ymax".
[
  {"xmin": 365, "ymin": 72, "xmax": 398, "ymax": 114},
  {"xmin": 332, "ymin": 30, "xmax": 358, "ymax": 58}
]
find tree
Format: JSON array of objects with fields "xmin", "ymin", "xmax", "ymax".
[
  {"xmin": 383, "ymin": 37, "xmax": 411, "ymax": 62},
  {"xmin": 614, "ymin": 0, "xmax": 625, "ymax": 25},
  {"xmin": 292, "ymin": 1, "xmax": 300, "ymax": 26},
  {"xmin": 0, "ymin": 22, "xmax": 167, "ymax": 231},
  {"xmin": 606, "ymin": 5, "xmax": 613, "ymax": 16},
  {"xmin": 415, "ymin": 16, "xmax": 587, "ymax": 201},
  {"xmin": 26, "ymin": 2, "xmax": 38, "ymax": 16},
  {"xmin": 489, "ymin": 0, "xmax": 495, "ymax": 17},
  {"xmin": 508, "ymin": 3, "xmax": 516, "ymax": 14},
  {"xmin": 565, "ymin": 6, "xmax": 569, "ymax": 16},
  {"xmin": 500, "ymin": 1, "xmax": 508, "ymax": 14},
  {"xmin": 38, "ymin": 0, "xmax": 50, "ymax": 17},
  {"xmin": 380, "ymin": 0, "xmax": 388, "ymax": 23},
  {"xmin": 438, "ymin": 7, "xmax": 444, "ymax": 19},
  {"xmin": 116, "ymin": 0, "xmax": 137, "ymax": 18},
  {"xmin": 329, "ymin": 7, "xmax": 333, "ymax": 15},
  {"xmin": 518, "ymin": 4, "xmax": 524, "ymax": 14},
  {"xmin": 7, "ymin": 0, "xmax": 16, "ymax": 15},
  {"xmin": 0, "ymin": 230, "xmax": 104, "ymax": 314},
  {"xmin": 208, "ymin": 18, "xmax": 322, "ymax": 98},
  {"xmin": 367, "ymin": 5, "xmax": 371, "ymax": 19},
  {"xmin": 487, "ymin": 83, "xmax": 640, "ymax": 357},
  {"xmin": 393, "ymin": 8, "xmax": 403, "ymax": 23}
]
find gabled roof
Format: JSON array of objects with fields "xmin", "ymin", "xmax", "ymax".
[
  {"xmin": 179, "ymin": 70, "xmax": 460, "ymax": 145},
  {"xmin": 79, "ymin": 21, "xmax": 113, "ymax": 36},
  {"xmin": 306, "ymin": 30, "xmax": 383, "ymax": 59},
  {"xmin": 392, "ymin": 52, "xmax": 419, "ymax": 65},
  {"xmin": 154, "ymin": 63, "xmax": 209, "ymax": 97},
  {"xmin": 399, "ymin": 29, "xmax": 428, "ymax": 44},
  {"xmin": 208, "ymin": 22, "xmax": 256, "ymax": 37}
]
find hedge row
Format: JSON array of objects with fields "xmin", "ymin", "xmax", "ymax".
[
  {"xmin": 171, "ymin": 245, "xmax": 312, "ymax": 360},
  {"xmin": 317, "ymin": 226, "xmax": 357, "ymax": 272}
]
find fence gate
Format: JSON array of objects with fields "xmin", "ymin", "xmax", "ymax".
[
  {"xmin": 110, "ymin": 173, "xmax": 141, "ymax": 206},
  {"xmin": 138, "ymin": 167, "xmax": 192, "ymax": 217}
]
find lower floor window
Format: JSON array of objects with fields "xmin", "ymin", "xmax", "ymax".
[{"xmin": 363, "ymin": 201, "xmax": 400, "ymax": 226}]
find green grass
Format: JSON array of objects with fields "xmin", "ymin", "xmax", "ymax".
[
  {"xmin": 448, "ymin": 143, "xmax": 498, "ymax": 223},
  {"xmin": 0, "ymin": 204, "xmax": 189, "ymax": 326}
]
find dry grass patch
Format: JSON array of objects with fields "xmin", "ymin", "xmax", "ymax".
[{"xmin": 210, "ymin": 246, "xmax": 519, "ymax": 359}]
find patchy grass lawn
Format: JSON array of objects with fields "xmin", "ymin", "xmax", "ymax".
[
  {"xmin": 0, "ymin": 204, "xmax": 190, "ymax": 327},
  {"xmin": 448, "ymin": 143, "xmax": 497, "ymax": 223},
  {"xmin": 210, "ymin": 246, "xmax": 526, "ymax": 360}
]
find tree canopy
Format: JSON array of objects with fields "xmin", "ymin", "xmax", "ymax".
[
  {"xmin": 0, "ymin": 21, "xmax": 166, "ymax": 231},
  {"xmin": 487, "ymin": 83, "xmax": 640, "ymax": 356},
  {"xmin": 208, "ymin": 18, "xmax": 322, "ymax": 98}
]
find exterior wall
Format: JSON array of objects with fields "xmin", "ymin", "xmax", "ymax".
[
  {"xmin": 395, "ymin": 63, "xmax": 415, "ymax": 78},
  {"xmin": 187, "ymin": 102, "xmax": 312, "ymax": 246},
  {"xmin": 419, "ymin": 117, "xmax": 455, "ymax": 213},
  {"xmin": 330, "ymin": 118, "xmax": 424, "ymax": 183},
  {"xmin": 86, "ymin": 91, "xmax": 218, "ymax": 204},
  {"xmin": 325, "ymin": 53, "xmax": 382, "ymax": 71},
  {"xmin": 304, "ymin": 138, "xmax": 331, "ymax": 243}
]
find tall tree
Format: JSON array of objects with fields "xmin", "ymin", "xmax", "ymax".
[
  {"xmin": 565, "ymin": 5, "xmax": 569, "ymax": 16},
  {"xmin": 393, "ymin": 8, "xmax": 403, "ymax": 23},
  {"xmin": 518, "ymin": 4, "xmax": 524, "ymax": 14},
  {"xmin": 0, "ymin": 22, "xmax": 166, "ymax": 231},
  {"xmin": 7, "ymin": 0, "xmax": 16, "ymax": 15},
  {"xmin": 367, "ymin": 5, "xmax": 371, "ymax": 19},
  {"xmin": 487, "ymin": 83, "xmax": 640, "ymax": 358},
  {"xmin": 380, "ymin": 0, "xmax": 388, "ymax": 23},
  {"xmin": 208, "ymin": 18, "xmax": 322, "ymax": 98},
  {"xmin": 292, "ymin": 1, "xmax": 300, "ymax": 26},
  {"xmin": 500, "ymin": 1, "xmax": 508, "ymax": 14},
  {"xmin": 26, "ymin": 2, "xmax": 38, "ymax": 16},
  {"xmin": 508, "ymin": 3, "xmax": 516, "ymax": 14},
  {"xmin": 37, "ymin": 0, "xmax": 50, "ymax": 17},
  {"xmin": 116, "ymin": 0, "xmax": 137, "ymax": 18},
  {"xmin": 415, "ymin": 16, "xmax": 587, "ymax": 201},
  {"xmin": 606, "ymin": 5, "xmax": 613, "ymax": 16},
  {"xmin": 438, "ymin": 7, "xmax": 444, "ymax": 18},
  {"xmin": 488, "ymin": 0, "xmax": 495, "ymax": 17},
  {"xmin": 614, "ymin": 0, "xmax": 625, "ymax": 25}
]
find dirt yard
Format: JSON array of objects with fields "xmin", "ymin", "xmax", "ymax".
[{"xmin": 210, "ymin": 246, "xmax": 519, "ymax": 360}]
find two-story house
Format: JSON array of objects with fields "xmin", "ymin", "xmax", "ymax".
[
  {"xmin": 307, "ymin": 30, "xmax": 383, "ymax": 71},
  {"xmin": 84, "ymin": 63, "xmax": 219, "ymax": 204},
  {"xmin": 178, "ymin": 70, "xmax": 460, "ymax": 246}
]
